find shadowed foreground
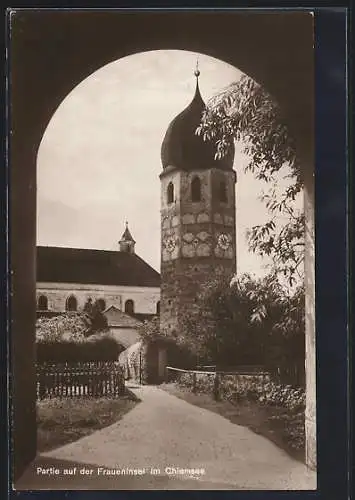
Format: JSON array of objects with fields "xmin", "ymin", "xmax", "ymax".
[{"xmin": 16, "ymin": 384, "xmax": 317, "ymax": 490}]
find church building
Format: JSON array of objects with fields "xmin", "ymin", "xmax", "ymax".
[
  {"xmin": 36, "ymin": 223, "xmax": 161, "ymax": 318},
  {"xmin": 159, "ymin": 66, "xmax": 237, "ymax": 335},
  {"xmin": 36, "ymin": 66, "xmax": 237, "ymax": 335}
]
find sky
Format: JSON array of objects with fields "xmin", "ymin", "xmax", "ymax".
[{"xmin": 37, "ymin": 49, "xmax": 300, "ymax": 277}]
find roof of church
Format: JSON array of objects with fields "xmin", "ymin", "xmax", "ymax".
[
  {"xmin": 37, "ymin": 246, "xmax": 161, "ymax": 287},
  {"xmin": 160, "ymin": 71, "xmax": 235, "ymax": 172}
]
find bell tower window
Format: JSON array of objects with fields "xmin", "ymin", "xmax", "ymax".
[
  {"xmin": 219, "ymin": 181, "xmax": 227, "ymax": 203},
  {"xmin": 191, "ymin": 176, "xmax": 201, "ymax": 202},
  {"xmin": 167, "ymin": 182, "xmax": 174, "ymax": 204}
]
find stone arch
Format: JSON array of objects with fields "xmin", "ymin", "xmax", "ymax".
[{"xmin": 10, "ymin": 12, "xmax": 317, "ymax": 480}]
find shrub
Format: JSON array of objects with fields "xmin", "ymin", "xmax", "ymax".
[
  {"xmin": 36, "ymin": 332, "xmax": 124, "ymax": 363},
  {"xmin": 36, "ymin": 313, "xmax": 89, "ymax": 342},
  {"xmin": 175, "ymin": 372, "xmax": 305, "ymax": 412}
]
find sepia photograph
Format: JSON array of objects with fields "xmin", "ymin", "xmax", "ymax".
[{"xmin": 9, "ymin": 9, "xmax": 318, "ymax": 491}]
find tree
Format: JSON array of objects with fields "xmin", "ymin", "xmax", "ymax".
[
  {"xmin": 196, "ymin": 75, "xmax": 304, "ymax": 285},
  {"xmin": 83, "ymin": 298, "xmax": 108, "ymax": 335},
  {"xmin": 177, "ymin": 273, "xmax": 305, "ymax": 386}
]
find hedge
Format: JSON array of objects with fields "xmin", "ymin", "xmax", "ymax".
[{"xmin": 36, "ymin": 333, "xmax": 125, "ymax": 362}]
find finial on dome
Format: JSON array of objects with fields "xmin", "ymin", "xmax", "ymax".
[{"xmin": 194, "ymin": 56, "xmax": 200, "ymax": 78}]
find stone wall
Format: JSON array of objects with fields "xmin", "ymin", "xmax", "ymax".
[{"xmin": 160, "ymin": 167, "xmax": 237, "ymax": 337}]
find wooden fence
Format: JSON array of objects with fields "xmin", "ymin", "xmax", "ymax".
[
  {"xmin": 36, "ymin": 361, "xmax": 125, "ymax": 399},
  {"xmin": 165, "ymin": 366, "xmax": 270, "ymax": 401}
]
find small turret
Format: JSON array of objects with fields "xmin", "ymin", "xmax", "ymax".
[{"xmin": 119, "ymin": 222, "xmax": 136, "ymax": 254}]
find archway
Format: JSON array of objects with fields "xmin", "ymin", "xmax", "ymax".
[{"xmin": 10, "ymin": 11, "xmax": 316, "ymax": 481}]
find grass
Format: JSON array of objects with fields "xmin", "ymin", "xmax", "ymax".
[
  {"xmin": 37, "ymin": 389, "xmax": 140, "ymax": 452},
  {"xmin": 160, "ymin": 382, "xmax": 305, "ymax": 463}
]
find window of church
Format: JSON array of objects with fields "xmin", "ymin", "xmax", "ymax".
[
  {"xmin": 66, "ymin": 295, "xmax": 77, "ymax": 312},
  {"xmin": 125, "ymin": 299, "xmax": 134, "ymax": 315},
  {"xmin": 191, "ymin": 176, "xmax": 201, "ymax": 202},
  {"xmin": 156, "ymin": 301, "xmax": 160, "ymax": 315},
  {"xmin": 167, "ymin": 182, "xmax": 174, "ymax": 204},
  {"xmin": 219, "ymin": 181, "xmax": 228, "ymax": 203},
  {"xmin": 37, "ymin": 295, "xmax": 48, "ymax": 311}
]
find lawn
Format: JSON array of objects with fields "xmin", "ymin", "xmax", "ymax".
[
  {"xmin": 37, "ymin": 390, "xmax": 140, "ymax": 452},
  {"xmin": 160, "ymin": 382, "xmax": 305, "ymax": 463}
]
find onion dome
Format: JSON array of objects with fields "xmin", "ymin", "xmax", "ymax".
[{"xmin": 161, "ymin": 68, "xmax": 235, "ymax": 172}]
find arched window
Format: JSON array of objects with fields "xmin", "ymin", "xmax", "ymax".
[
  {"xmin": 191, "ymin": 176, "xmax": 201, "ymax": 202},
  {"xmin": 124, "ymin": 299, "xmax": 134, "ymax": 315},
  {"xmin": 167, "ymin": 182, "xmax": 174, "ymax": 204},
  {"xmin": 66, "ymin": 295, "xmax": 77, "ymax": 312},
  {"xmin": 97, "ymin": 299, "xmax": 106, "ymax": 311},
  {"xmin": 219, "ymin": 181, "xmax": 227, "ymax": 203},
  {"xmin": 156, "ymin": 301, "xmax": 161, "ymax": 315},
  {"xmin": 37, "ymin": 295, "xmax": 48, "ymax": 311}
]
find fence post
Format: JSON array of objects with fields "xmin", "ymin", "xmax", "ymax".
[
  {"xmin": 192, "ymin": 372, "xmax": 197, "ymax": 394},
  {"xmin": 213, "ymin": 372, "xmax": 220, "ymax": 401},
  {"xmin": 139, "ymin": 351, "xmax": 142, "ymax": 385}
]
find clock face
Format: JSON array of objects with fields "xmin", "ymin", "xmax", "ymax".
[
  {"xmin": 165, "ymin": 236, "xmax": 177, "ymax": 253},
  {"xmin": 218, "ymin": 233, "xmax": 232, "ymax": 251}
]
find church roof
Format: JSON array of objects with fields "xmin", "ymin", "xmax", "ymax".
[
  {"xmin": 37, "ymin": 246, "xmax": 160, "ymax": 287},
  {"xmin": 160, "ymin": 72, "xmax": 235, "ymax": 172}
]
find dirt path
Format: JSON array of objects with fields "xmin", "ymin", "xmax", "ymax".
[{"xmin": 16, "ymin": 384, "xmax": 316, "ymax": 490}]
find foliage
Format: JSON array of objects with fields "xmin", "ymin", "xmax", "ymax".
[
  {"xmin": 176, "ymin": 372, "xmax": 305, "ymax": 412},
  {"xmin": 36, "ymin": 313, "xmax": 90, "ymax": 342},
  {"xmin": 138, "ymin": 316, "xmax": 167, "ymax": 344},
  {"xmin": 36, "ymin": 333, "xmax": 124, "ymax": 362},
  {"xmin": 179, "ymin": 273, "xmax": 305, "ymax": 387},
  {"xmin": 83, "ymin": 298, "xmax": 109, "ymax": 334},
  {"xmin": 138, "ymin": 316, "xmax": 197, "ymax": 369},
  {"xmin": 196, "ymin": 75, "xmax": 304, "ymax": 285}
]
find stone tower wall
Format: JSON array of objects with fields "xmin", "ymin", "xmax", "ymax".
[{"xmin": 160, "ymin": 167, "xmax": 237, "ymax": 336}]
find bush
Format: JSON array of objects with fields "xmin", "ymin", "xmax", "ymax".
[
  {"xmin": 36, "ymin": 332, "xmax": 124, "ymax": 363},
  {"xmin": 36, "ymin": 313, "xmax": 90, "ymax": 342},
  {"xmin": 175, "ymin": 372, "xmax": 305, "ymax": 412}
]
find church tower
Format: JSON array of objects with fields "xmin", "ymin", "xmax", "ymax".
[
  {"xmin": 119, "ymin": 222, "xmax": 136, "ymax": 254},
  {"xmin": 159, "ymin": 66, "xmax": 237, "ymax": 336}
]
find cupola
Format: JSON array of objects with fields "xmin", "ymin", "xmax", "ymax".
[
  {"xmin": 161, "ymin": 64, "xmax": 235, "ymax": 173},
  {"xmin": 119, "ymin": 222, "xmax": 135, "ymax": 254}
]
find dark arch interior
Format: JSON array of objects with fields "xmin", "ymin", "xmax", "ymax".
[
  {"xmin": 37, "ymin": 295, "xmax": 48, "ymax": 311},
  {"xmin": 124, "ymin": 299, "xmax": 135, "ymax": 315},
  {"xmin": 66, "ymin": 295, "xmax": 77, "ymax": 312}
]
